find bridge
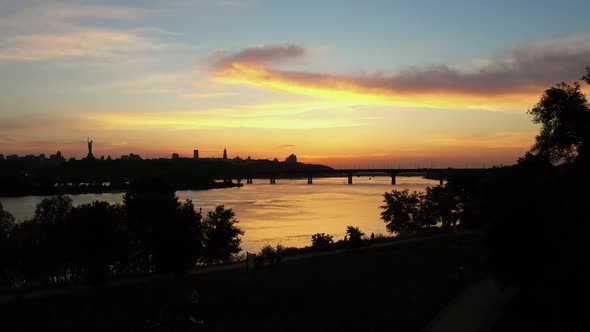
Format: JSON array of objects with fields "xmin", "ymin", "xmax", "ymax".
[{"xmin": 216, "ymin": 168, "xmax": 488, "ymax": 186}]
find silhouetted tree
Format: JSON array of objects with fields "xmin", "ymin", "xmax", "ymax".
[
  {"xmin": 33, "ymin": 195, "xmax": 73, "ymax": 225},
  {"xmin": 380, "ymin": 189, "xmax": 423, "ymax": 234},
  {"xmin": 65, "ymin": 201, "xmax": 128, "ymax": 283},
  {"xmin": 0, "ymin": 203, "xmax": 17, "ymax": 286},
  {"xmin": 421, "ymin": 186, "xmax": 462, "ymax": 230},
  {"xmin": 8, "ymin": 196, "xmax": 74, "ymax": 284},
  {"xmin": 345, "ymin": 226, "xmax": 364, "ymax": 249},
  {"xmin": 162, "ymin": 199, "xmax": 204, "ymax": 273},
  {"xmin": 202, "ymin": 205, "xmax": 243, "ymax": 264},
  {"xmin": 124, "ymin": 178, "xmax": 203, "ymax": 273},
  {"xmin": 258, "ymin": 244, "xmax": 276, "ymax": 257},
  {"xmin": 528, "ymin": 81, "xmax": 590, "ymax": 164},
  {"xmin": 35, "ymin": 196, "xmax": 73, "ymax": 282},
  {"xmin": 0, "ymin": 202, "xmax": 15, "ymax": 240},
  {"xmin": 311, "ymin": 233, "xmax": 334, "ymax": 250},
  {"xmin": 583, "ymin": 66, "xmax": 590, "ymax": 84},
  {"xmin": 381, "ymin": 186, "xmax": 463, "ymax": 234},
  {"xmin": 480, "ymin": 69, "xmax": 590, "ymax": 330}
]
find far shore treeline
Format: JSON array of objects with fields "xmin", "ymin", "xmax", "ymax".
[{"xmin": 0, "ymin": 158, "xmax": 333, "ymax": 196}]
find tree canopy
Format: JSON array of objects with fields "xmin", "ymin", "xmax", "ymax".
[
  {"xmin": 202, "ymin": 205, "xmax": 243, "ymax": 264},
  {"xmin": 0, "ymin": 202, "xmax": 15, "ymax": 241},
  {"xmin": 1, "ymin": 179, "xmax": 245, "ymax": 287},
  {"xmin": 528, "ymin": 81, "xmax": 590, "ymax": 164},
  {"xmin": 380, "ymin": 186, "xmax": 462, "ymax": 235}
]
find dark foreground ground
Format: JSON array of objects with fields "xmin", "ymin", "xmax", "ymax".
[{"xmin": 2, "ymin": 233, "xmax": 485, "ymax": 332}]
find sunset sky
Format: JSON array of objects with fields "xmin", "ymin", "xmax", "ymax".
[{"xmin": 1, "ymin": 0, "xmax": 590, "ymax": 167}]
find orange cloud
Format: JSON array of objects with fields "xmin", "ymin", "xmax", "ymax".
[
  {"xmin": 212, "ymin": 63, "xmax": 537, "ymax": 109},
  {"xmin": 207, "ymin": 39, "xmax": 590, "ymax": 110}
]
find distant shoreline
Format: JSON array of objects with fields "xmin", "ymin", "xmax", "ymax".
[{"xmin": 0, "ymin": 182, "xmax": 243, "ymax": 198}]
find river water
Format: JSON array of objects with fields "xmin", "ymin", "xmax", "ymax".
[{"xmin": 0, "ymin": 176, "xmax": 440, "ymax": 253}]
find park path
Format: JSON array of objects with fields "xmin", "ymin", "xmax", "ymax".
[{"xmin": 421, "ymin": 278, "xmax": 517, "ymax": 332}]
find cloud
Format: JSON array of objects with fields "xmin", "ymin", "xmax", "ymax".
[
  {"xmin": 0, "ymin": 2, "xmax": 152, "ymax": 33},
  {"xmin": 209, "ymin": 44, "xmax": 307, "ymax": 69},
  {"xmin": 206, "ymin": 37, "xmax": 590, "ymax": 109},
  {"xmin": 279, "ymin": 144, "xmax": 295, "ymax": 148},
  {"xmin": 0, "ymin": 2, "xmax": 173, "ymax": 61},
  {"xmin": 177, "ymin": 92, "xmax": 239, "ymax": 99},
  {"xmin": 0, "ymin": 31, "xmax": 167, "ymax": 61},
  {"xmin": 81, "ymin": 73, "xmax": 186, "ymax": 92}
]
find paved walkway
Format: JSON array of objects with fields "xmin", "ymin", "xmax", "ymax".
[{"xmin": 422, "ymin": 278, "xmax": 517, "ymax": 332}]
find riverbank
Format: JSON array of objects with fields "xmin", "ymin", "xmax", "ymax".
[
  {"xmin": 0, "ymin": 182, "xmax": 243, "ymax": 198},
  {"xmin": 1, "ymin": 232, "xmax": 485, "ymax": 331}
]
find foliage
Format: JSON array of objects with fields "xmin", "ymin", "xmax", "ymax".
[
  {"xmin": 124, "ymin": 179, "xmax": 206, "ymax": 274},
  {"xmin": 170, "ymin": 199, "xmax": 204, "ymax": 273},
  {"xmin": 202, "ymin": 205, "xmax": 244, "ymax": 264},
  {"xmin": 0, "ymin": 203, "xmax": 17, "ymax": 286},
  {"xmin": 8, "ymin": 196, "xmax": 74, "ymax": 284},
  {"xmin": 0, "ymin": 176, "xmax": 249, "ymax": 288},
  {"xmin": 381, "ymin": 189, "xmax": 424, "ymax": 234},
  {"xmin": 345, "ymin": 226, "xmax": 365, "ymax": 248},
  {"xmin": 474, "ymin": 68, "xmax": 590, "ymax": 330},
  {"xmin": 65, "ymin": 201, "xmax": 129, "ymax": 283},
  {"xmin": 311, "ymin": 233, "xmax": 334, "ymax": 250},
  {"xmin": 583, "ymin": 66, "xmax": 590, "ymax": 84},
  {"xmin": 527, "ymin": 81, "xmax": 590, "ymax": 164},
  {"xmin": 258, "ymin": 244, "xmax": 275, "ymax": 258},
  {"xmin": 381, "ymin": 186, "xmax": 462, "ymax": 234},
  {"xmin": 124, "ymin": 178, "xmax": 181, "ymax": 273},
  {"xmin": 258, "ymin": 243, "xmax": 284, "ymax": 257},
  {"xmin": 0, "ymin": 202, "xmax": 15, "ymax": 240},
  {"xmin": 422, "ymin": 186, "xmax": 463, "ymax": 230},
  {"xmin": 33, "ymin": 195, "xmax": 73, "ymax": 225}
]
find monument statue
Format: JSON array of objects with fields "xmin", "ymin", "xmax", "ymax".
[
  {"xmin": 86, "ymin": 137, "xmax": 94, "ymax": 159},
  {"xmin": 88, "ymin": 138, "xmax": 93, "ymax": 155}
]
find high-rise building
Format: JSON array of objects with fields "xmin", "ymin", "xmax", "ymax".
[
  {"xmin": 193, "ymin": 150, "xmax": 199, "ymax": 159},
  {"xmin": 223, "ymin": 148, "xmax": 228, "ymax": 160}
]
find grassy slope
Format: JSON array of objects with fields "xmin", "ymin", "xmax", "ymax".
[{"xmin": 5, "ymin": 234, "xmax": 485, "ymax": 332}]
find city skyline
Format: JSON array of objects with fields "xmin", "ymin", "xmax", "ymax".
[{"xmin": 2, "ymin": 1, "xmax": 590, "ymax": 167}]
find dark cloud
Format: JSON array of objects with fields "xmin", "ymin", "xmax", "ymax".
[
  {"xmin": 279, "ymin": 144, "xmax": 295, "ymax": 148},
  {"xmin": 210, "ymin": 44, "xmax": 306, "ymax": 69},
  {"xmin": 369, "ymin": 37, "xmax": 590, "ymax": 95}
]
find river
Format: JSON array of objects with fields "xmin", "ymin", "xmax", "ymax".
[{"xmin": 0, "ymin": 176, "xmax": 440, "ymax": 253}]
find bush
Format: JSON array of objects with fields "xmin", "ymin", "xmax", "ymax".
[
  {"xmin": 345, "ymin": 226, "xmax": 365, "ymax": 249},
  {"xmin": 258, "ymin": 244, "xmax": 276, "ymax": 257},
  {"xmin": 311, "ymin": 233, "xmax": 334, "ymax": 250},
  {"xmin": 258, "ymin": 243, "xmax": 284, "ymax": 258}
]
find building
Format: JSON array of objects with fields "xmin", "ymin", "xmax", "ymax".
[
  {"xmin": 121, "ymin": 153, "xmax": 142, "ymax": 160},
  {"xmin": 172, "ymin": 153, "xmax": 180, "ymax": 160},
  {"xmin": 223, "ymin": 148, "xmax": 228, "ymax": 160},
  {"xmin": 193, "ymin": 150, "xmax": 199, "ymax": 159},
  {"xmin": 285, "ymin": 153, "xmax": 297, "ymax": 164}
]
